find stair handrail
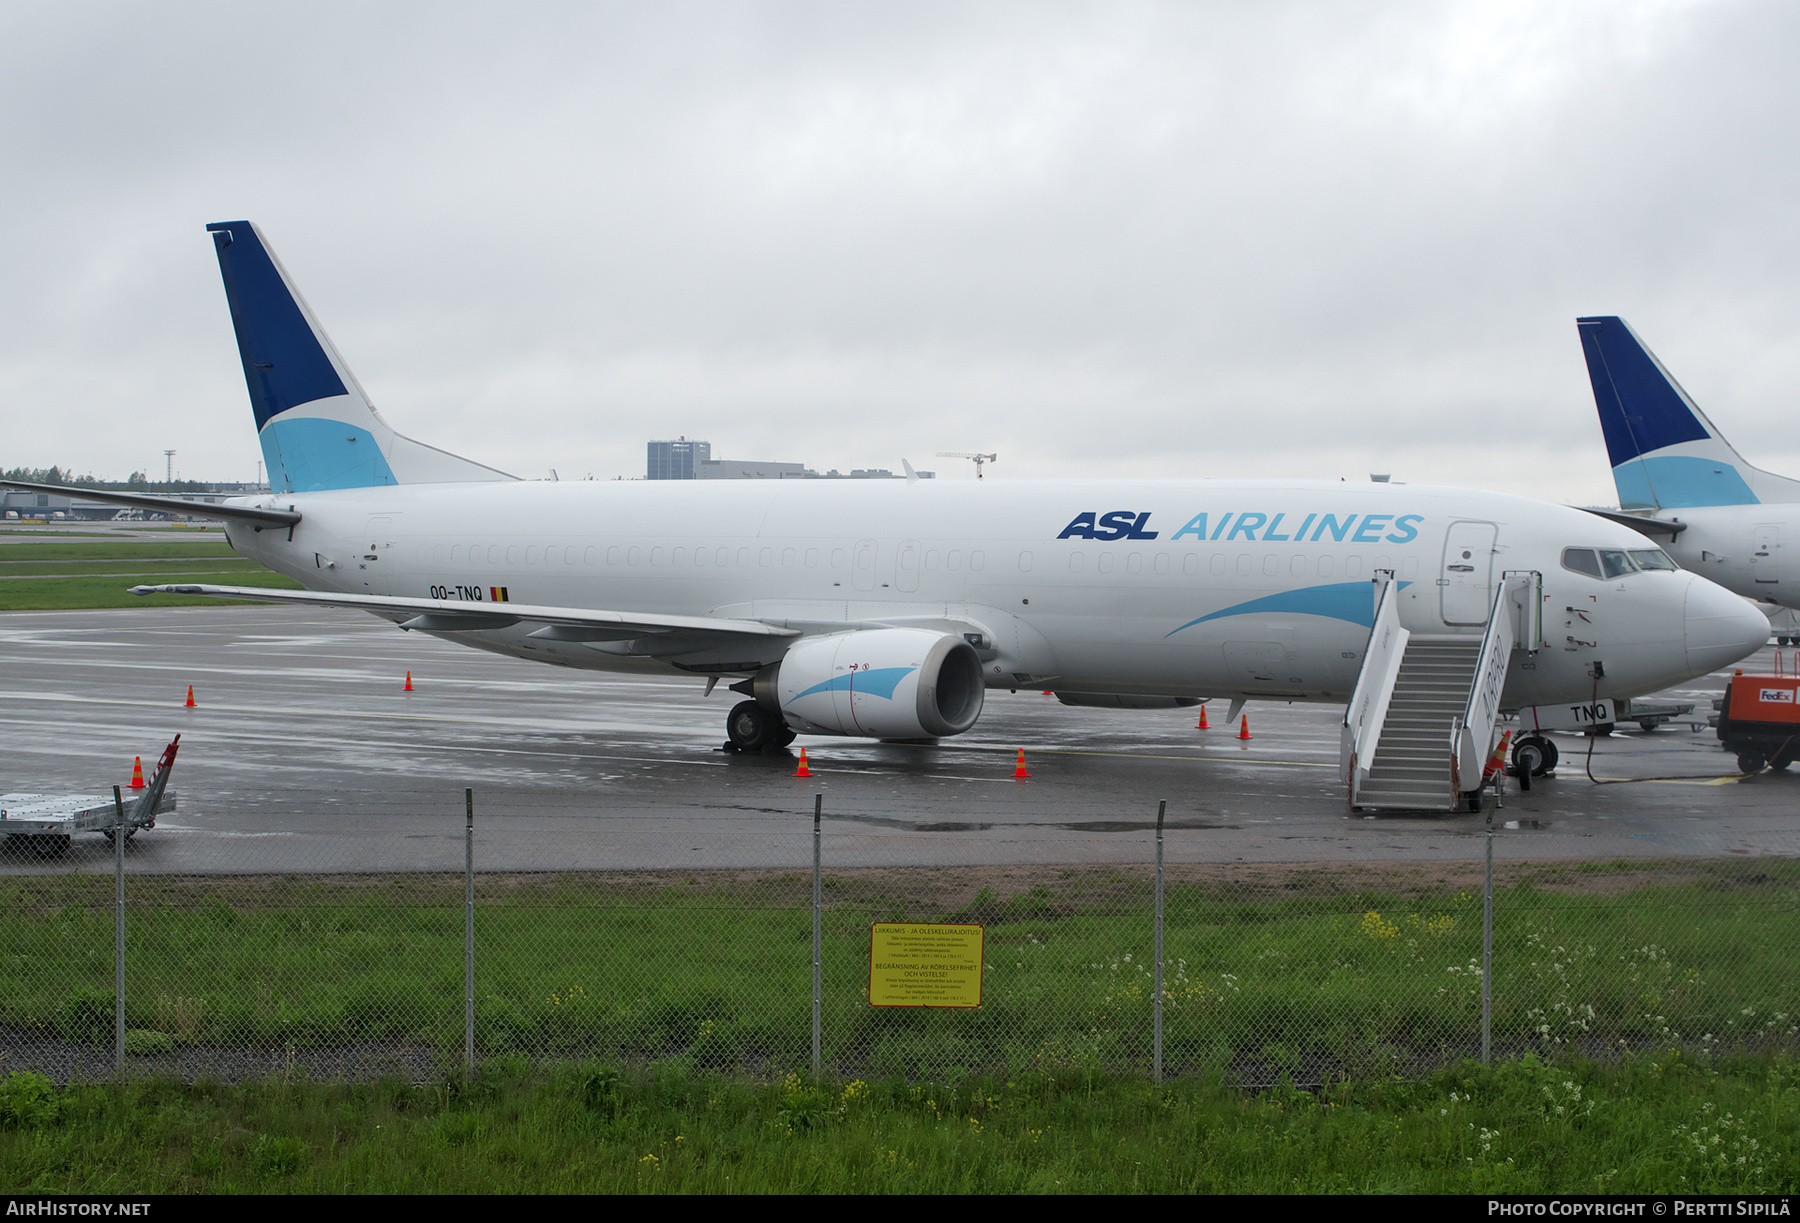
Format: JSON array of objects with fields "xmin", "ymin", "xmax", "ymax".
[
  {"xmin": 1342, "ymin": 571, "xmax": 1410, "ymax": 803},
  {"xmin": 1455, "ymin": 574, "xmax": 1534, "ymax": 791}
]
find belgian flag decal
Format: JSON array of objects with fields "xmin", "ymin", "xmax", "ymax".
[{"xmin": 489, "ymin": 587, "xmax": 510, "ymax": 602}]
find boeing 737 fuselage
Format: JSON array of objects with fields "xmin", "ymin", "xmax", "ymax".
[{"xmin": 5, "ymin": 226, "xmax": 1770, "ymax": 772}]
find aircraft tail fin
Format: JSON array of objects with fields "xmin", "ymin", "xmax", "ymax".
[
  {"xmin": 1576, "ymin": 315, "xmax": 1799, "ymax": 509},
  {"xmin": 206, "ymin": 221, "xmax": 513, "ymax": 493}
]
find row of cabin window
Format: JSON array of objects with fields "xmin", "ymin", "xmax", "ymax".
[
  {"xmin": 426, "ymin": 542, "xmax": 1418, "ymax": 581},
  {"xmin": 427, "ymin": 543, "xmax": 997, "ymax": 570},
  {"xmin": 1063, "ymin": 552, "xmax": 1419, "ymax": 579}
]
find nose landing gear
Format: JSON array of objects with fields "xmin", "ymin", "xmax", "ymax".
[{"xmin": 1511, "ymin": 734, "xmax": 1558, "ymax": 778}]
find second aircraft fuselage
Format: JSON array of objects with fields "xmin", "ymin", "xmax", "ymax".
[{"xmin": 1637, "ymin": 505, "xmax": 1794, "ymax": 611}]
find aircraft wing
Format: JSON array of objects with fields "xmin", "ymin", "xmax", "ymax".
[
  {"xmin": 1575, "ymin": 507, "xmax": 1687, "ymax": 540},
  {"xmin": 128, "ymin": 583, "xmax": 801, "ymax": 641},
  {"xmin": 1, "ymin": 480, "xmax": 301, "ymax": 529}
]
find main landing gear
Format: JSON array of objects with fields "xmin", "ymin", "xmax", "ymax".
[{"xmin": 725, "ymin": 700, "xmax": 797, "ymax": 753}]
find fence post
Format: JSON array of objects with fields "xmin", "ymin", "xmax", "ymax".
[
  {"xmin": 1482, "ymin": 803, "xmax": 1494, "ymax": 1065},
  {"xmin": 1154, "ymin": 799, "xmax": 1165, "ymax": 1085},
  {"xmin": 112, "ymin": 785, "xmax": 126, "ymax": 1074},
  {"xmin": 812, "ymin": 793, "xmax": 822, "ymax": 1080},
  {"xmin": 465, "ymin": 788, "xmax": 475, "ymax": 1082}
]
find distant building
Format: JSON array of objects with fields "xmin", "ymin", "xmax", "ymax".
[
  {"xmin": 698, "ymin": 458, "xmax": 810, "ymax": 480},
  {"xmin": 646, "ymin": 439, "xmax": 932, "ymax": 481},
  {"xmin": 646, "ymin": 439, "xmax": 711, "ymax": 480}
]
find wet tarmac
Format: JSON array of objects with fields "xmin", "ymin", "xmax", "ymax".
[{"xmin": 1, "ymin": 606, "xmax": 1794, "ymax": 873}]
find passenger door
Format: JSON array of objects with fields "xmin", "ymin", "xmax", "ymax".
[
  {"xmin": 1440, "ymin": 521, "xmax": 1497, "ymax": 625},
  {"xmin": 1753, "ymin": 525, "xmax": 1781, "ymax": 587}
]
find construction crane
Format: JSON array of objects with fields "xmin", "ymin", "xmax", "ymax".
[{"xmin": 936, "ymin": 452, "xmax": 997, "ymax": 479}]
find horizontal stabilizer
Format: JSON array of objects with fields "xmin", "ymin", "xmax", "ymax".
[
  {"xmin": 0, "ymin": 480, "xmax": 300, "ymax": 528},
  {"xmin": 1575, "ymin": 507, "xmax": 1687, "ymax": 540}
]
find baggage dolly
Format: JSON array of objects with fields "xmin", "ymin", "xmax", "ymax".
[{"xmin": 0, "ymin": 735, "xmax": 180, "ymax": 857}]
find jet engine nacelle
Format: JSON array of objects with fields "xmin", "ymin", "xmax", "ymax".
[{"xmin": 772, "ymin": 629, "xmax": 985, "ymax": 739}]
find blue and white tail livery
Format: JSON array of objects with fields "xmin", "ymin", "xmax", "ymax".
[
  {"xmin": 1577, "ymin": 315, "xmax": 1800, "ymax": 510},
  {"xmin": 207, "ymin": 221, "xmax": 512, "ymax": 493},
  {"xmin": 1577, "ymin": 315, "xmax": 1800, "ymax": 613}
]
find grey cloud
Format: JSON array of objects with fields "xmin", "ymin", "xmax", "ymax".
[{"xmin": 2, "ymin": 1, "xmax": 1797, "ymax": 502}]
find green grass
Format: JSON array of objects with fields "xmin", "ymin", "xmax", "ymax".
[
  {"xmin": 0, "ymin": 539, "xmax": 299, "ymax": 609},
  {"xmin": 0, "ymin": 540, "xmax": 240, "ymax": 562},
  {"xmin": 1, "ymin": 1054, "xmax": 1796, "ymax": 1192},
  {"xmin": 3, "ymin": 862, "xmax": 1795, "ymax": 1081}
]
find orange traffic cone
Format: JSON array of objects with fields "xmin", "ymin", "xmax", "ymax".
[
  {"xmin": 1237, "ymin": 715, "xmax": 1252, "ymax": 741},
  {"xmin": 1481, "ymin": 730, "xmax": 1514, "ymax": 785},
  {"xmin": 1011, "ymin": 749, "xmax": 1030, "ymax": 779},
  {"xmin": 184, "ymin": 685, "xmax": 195, "ymax": 708},
  {"xmin": 1196, "ymin": 705, "xmax": 1209, "ymax": 730},
  {"xmin": 404, "ymin": 670, "xmax": 414, "ymax": 692},
  {"xmin": 128, "ymin": 757, "xmax": 145, "ymax": 789},
  {"xmin": 793, "ymin": 748, "xmax": 813, "ymax": 778}
]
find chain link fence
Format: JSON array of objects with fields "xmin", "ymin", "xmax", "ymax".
[{"xmin": 2, "ymin": 791, "xmax": 1796, "ymax": 1084}]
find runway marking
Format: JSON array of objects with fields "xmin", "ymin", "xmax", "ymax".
[
  {"xmin": 0, "ymin": 692, "xmax": 1339, "ymax": 771},
  {"xmin": 0, "ymin": 691, "xmax": 724, "ymax": 738},
  {"xmin": 1585, "ymin": 775, "xmax": 1745, "ymax": 787}
]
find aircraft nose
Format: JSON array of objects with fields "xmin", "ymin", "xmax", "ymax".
[{"xmin": 1684, "ymin": 577, "xmax": 1770, "ymax": 675}]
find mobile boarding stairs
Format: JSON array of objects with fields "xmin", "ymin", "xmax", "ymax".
[{"xmin": 1342, "ymin": 573, "xmax": 1541, "ymax": 813}]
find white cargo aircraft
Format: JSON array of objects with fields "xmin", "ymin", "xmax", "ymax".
[
  {"xmin": 1577, "ymin": 315, "xmax": 1799, "ymax": 616},
  {"xmin": 2, "ymin": 225, "xmax": 1770, "ymax": 804}
]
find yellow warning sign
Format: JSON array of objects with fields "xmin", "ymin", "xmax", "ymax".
[{"xmin": 868, "ymin": 922, "xmax": 984, "ymax": 1008}]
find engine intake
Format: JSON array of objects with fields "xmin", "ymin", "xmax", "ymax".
[{"xmin": 756, "ymin": 628, "xmax": 984, "ymax": 739}]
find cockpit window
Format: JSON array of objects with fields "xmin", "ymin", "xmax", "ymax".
[
  {"xmin": 1562, "ymin": 548, "xmax": 1602, "ymax": 578},
  {"xmin": 1629, "ymin": 548, "xmax": 1679, "ymax": 571},
  {"xmin": 1598, "ymin": 549, "xmax": 1635, "ymax": 578}
]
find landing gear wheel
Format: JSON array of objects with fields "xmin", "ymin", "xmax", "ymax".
[
  {"xmin": 1466, "ymin": 792, "xmax": 1483, "ymax": 813},
  {"xmin": 1512, "ymin": 735, "xmax": 1557, "ymax": 777},
  {"xmin": 1737, "ymin": 750, "xmax": 1768, "ymax": 775},
  {"xmin": 726, "ymin": 700, "xmax": 787, "ymax": 752},
  {"xmin": 1771, "ymin": 755, "xmax": 1794, "ymax": 772}
]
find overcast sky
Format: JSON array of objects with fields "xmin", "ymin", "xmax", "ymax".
[{"xmin": 4, "ymin": 1, "xmax": 1797, "ymax": 503}]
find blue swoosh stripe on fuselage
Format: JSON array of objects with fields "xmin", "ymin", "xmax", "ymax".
[
  {"xmin": 1164, "ymin": 581, "xmax": 1410, "ymax": 637},
  {"xmin": 788, "ymin": 666, "xmax": 917, "ymax": 704}
]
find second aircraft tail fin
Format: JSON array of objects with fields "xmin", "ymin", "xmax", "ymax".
[{"xmin": 1576, "ymin": 315, "xmax": 1800, "ymax": 509}]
